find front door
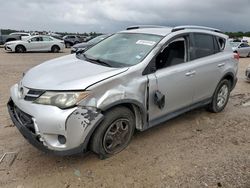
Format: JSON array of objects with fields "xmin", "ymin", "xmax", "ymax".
[{"xmin": 148, "ymin": 36, "xmax": 196, "ymax": 126}]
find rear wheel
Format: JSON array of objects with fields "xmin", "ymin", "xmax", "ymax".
[
  {"xmin": 15, "ymin": 45, "xmax": 26, "ymax": 53},
  {"xmin": 90, "ymin": 107, "xmax": 135, "ymax": 159},
  {"xmin": 207, "ymin": 79, "xmax": 230, "ymax": 113},
  {"xmin": 51, "ymin": 45, "xmax": 60, "ymax": 53}
]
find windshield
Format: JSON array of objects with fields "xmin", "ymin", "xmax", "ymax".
[{"xmin": 81, "ymin": 33, "xmax": 162, "ymax": 67}]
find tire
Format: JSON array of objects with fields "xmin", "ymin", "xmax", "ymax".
[
  {"xmin": 207, "ymin": 79, "xmax": 231, "ymax": 113},
  {"xmin": 90, "ymin": 106, "xmax": 135, "ymax": 159},
  {"xmin": 15, "ymin": 45, "xmax": 26, "ymax": 53},
  {"xmin": 51, "ymin": 45, "xmax": 60, "ymax": 53},
  {"xmin": 65, "ymin": 42, "xmax": 71, "ymax": 48}
]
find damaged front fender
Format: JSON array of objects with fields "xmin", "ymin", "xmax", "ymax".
[{"xmin": 65, "ymin": 107, "xmax": 104, "ymax": 151}]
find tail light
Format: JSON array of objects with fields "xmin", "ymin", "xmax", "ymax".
[{"xmin": 234, "ymin": 52, "xmax": 240, "ymax": 61}]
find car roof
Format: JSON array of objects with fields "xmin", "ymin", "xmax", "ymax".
[
  {"xmin": 120, "ymin": 25, "xmax": 227, "ymax": 38},
  {"xmin": 120, "ymin": 27, "xmax": 173, "ymax": 36}
]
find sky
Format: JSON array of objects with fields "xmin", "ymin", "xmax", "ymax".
[{"xmin": 0, "ymin": 0, "xmax": 250, "ymax": 33}]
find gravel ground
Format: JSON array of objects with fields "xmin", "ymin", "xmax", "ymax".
[{"xmin": 0, "ymin": 48, "xmax": 249, "ymax": 188}]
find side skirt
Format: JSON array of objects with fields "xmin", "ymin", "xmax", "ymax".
[{"xmin": 146, "ymin": 98, "xmax": 212, "ymax": 130}]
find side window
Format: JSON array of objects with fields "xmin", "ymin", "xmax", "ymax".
[
  {"xmin": 31, "ymin": 37, "xmax": 40, "ymax": 42},
  {"xmin": 155, "ymin": 37, "xmax": 187, "ymax": 70},
  {"xmin": 192, "ymin": 33, "xmax": 215, "ymax": 59},
  {"xmin": 43, "ymin": 37, "xmax": 53, "ymax": 41},
  {"xmin": 240, "ymin": 43, "xmax": 250, "ymax": 48}
]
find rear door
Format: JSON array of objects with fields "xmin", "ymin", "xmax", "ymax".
[
  {"xmin": 190, "ymin": 33, "xmax": 225, "ymax": 103},
  {"xmin": 42, "ymin": 36, "xmax": 54, "ymax": 50},
  {"xmin": 28, "ymin": 37, "xmax": 44, "ymax": 51}
]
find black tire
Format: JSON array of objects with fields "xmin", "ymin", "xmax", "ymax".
[
  {"xmin": 51, "ymin": 45, "xmax": 60, "ymax": 53},
  {"xmin": 90, "ymin": 106, "xmax": 135, "ymax": 159},
  {"xmin": 207, "ymin": 79, "xmax": 231, "ymax": 113},
  {"xmin": 15, "ymin": 45, "xmax": 26, "ymax": 53},
  {"xmin": 65, "ymin": 42, "xmax": 71, "ymax": 48}
]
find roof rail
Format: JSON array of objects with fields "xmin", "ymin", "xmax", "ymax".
[
  {"xmin": 172, "ymin": 25, "xmax": 222, "ymax": 33},
  {"xmin": 126, "ymin": 25, "xmax": 166, "ymax": 30}
]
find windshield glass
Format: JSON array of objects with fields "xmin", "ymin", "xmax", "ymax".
[{"xmin": 82, "ymin": 33, "xmax": 162, "ymax": 67}]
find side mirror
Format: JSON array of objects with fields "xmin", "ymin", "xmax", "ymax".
[
  {"xmin": 28, "ymin": 40, "xmax": 31, "ymax": 43},
  {"xmin": 76, "ymin": 48, "xmax": 86, "ymax": 55}
]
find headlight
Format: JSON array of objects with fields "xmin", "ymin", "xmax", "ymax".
[{"xmin": 34, "ymin": 91, "xmax": 89, "ymax": 109}]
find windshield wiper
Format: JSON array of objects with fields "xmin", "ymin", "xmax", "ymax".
[{"xmin": 82, "ymin": 54, "xmax": 112, "ymax": 67}]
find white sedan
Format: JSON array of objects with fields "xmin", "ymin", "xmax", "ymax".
[
  {"xmin": 4, "ymin": 35, "xmax": 65, "ymax": 53},
  {"xmin": 231, "ymin": 42, "xmax": 250, "ymax": 57}
]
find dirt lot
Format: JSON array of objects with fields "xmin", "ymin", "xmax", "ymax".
[{"xmin": 0, "ymin": 48, "xmax": 249, "ymax": 188}]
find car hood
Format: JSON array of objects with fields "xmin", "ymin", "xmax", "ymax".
[
  {"xmin": 73, "ymin": 42, "xmax": 89, "ymax": 48},
  {"xmin": 22, "ymin": 54, "xmax": 129, "ymax": 90}
]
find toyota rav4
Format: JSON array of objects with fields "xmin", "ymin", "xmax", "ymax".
[{"xmin": 8, "ymin": 25, "xmax": 238, "ymax": 158}]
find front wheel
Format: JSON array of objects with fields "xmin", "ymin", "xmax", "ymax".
[
  {"xmin": 15, "ymin": 45, "xmax": 26, "ymax": 53},
  {"xmin": 51, "ymin": 45, "xmax": 60, "ymax": 53},
  {"xmin": 207, "ymin": 79, "xmax": 230, "ymax": 113},
  {"xmin": 90, "ymin": 107, "xmax": 135, "ymax": 159}
]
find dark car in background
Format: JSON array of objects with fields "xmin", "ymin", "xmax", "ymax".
[
  {"xmin": 0, "ymin": 30, "xmax": 21, "ymax": 45},
  {"xmin": 71, "ymin": 34, "xmax": 110, "ymax": 53},
  {"xmin": 63, "ymin": 35, "xmax": 87, "ymax": 48}
]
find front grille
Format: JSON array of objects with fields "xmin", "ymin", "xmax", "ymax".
[
  {"xmin": 13, "ymin": 105, "xmax": 35, "ymax": 133},
  {"xmin": 24, "ymin": 89, "xmax": 44, "ymax": 101}
]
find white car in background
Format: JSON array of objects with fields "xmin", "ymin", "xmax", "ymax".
[
  {"xmin": 9, "ymin": 32, "xmax": 31, "ymax": 40},
  {"xmin": 4, "ymin": 35, "xmax": 65, "ymax": 53},
  {"xmin": 231, "ymin": 42, "xmax": 250, "ymax": 57}
]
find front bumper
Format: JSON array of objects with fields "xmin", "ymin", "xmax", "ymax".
[
  {"xmin": 7, "ymin": 84, "xmax": 104, "ymax": 156},
  {"xmin": 4, "ymin": 45, "xmax": 13, "ymax": 52}
]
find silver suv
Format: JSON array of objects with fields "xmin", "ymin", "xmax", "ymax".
[{"xmin": 8, "ymin": 25, "xmax": 238, "ymax": 158}]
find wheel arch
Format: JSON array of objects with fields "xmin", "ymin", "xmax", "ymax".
[
  {"xmin": 221, "ymin": 72, "xmax": 235, "ymax": 90},
  {"xmin": 84, "ymin": 100, "xmax": 147, "ymax": 151},
  {"xmin": 6, "ymin": 38, "xmax": 17, "ymax": 42},
  {"xmin": 51, "ymin": 44, "xmax": 60, "ymax": 51},
  {"xmin": 101, "ymin": 99, "xmax": 147, "ymax": 131},
  {"xmin": 15, "ymin": 44, "xmax": 26, "ymax": 52}
]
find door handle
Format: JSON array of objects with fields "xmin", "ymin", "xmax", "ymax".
[
  {"xmin": 218, "ymin": 63, "xmax": 225, "ymax": 67},
  {"xmin": 185, "ymin": 71, "xmax": 196, "ymax": 76}
]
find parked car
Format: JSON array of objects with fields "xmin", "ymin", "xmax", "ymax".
[
  {"xmin": 4, "ymin": 35, "xmax": 65, "ymax": 53},
  {"xmin": 63, "ymin": 35, "xmax": 86, "ymax": 48},
  {"xmin": 7, "ymin": 25, "xmax": 238, "ymax": 158},
  {"xmin": 9, "ymin": 32, "xmax": 31, "ymax": 40},
  {"xmin": 71, "ymin": 34, "xmax": 110, "ymax": 53},
  {"xmin": 231, "ymin": 42, "xmax": 250, "ymax": 57},
  {"xmin": 0, "ymin": 30, "xmax": 21, "ymax": 45}
]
